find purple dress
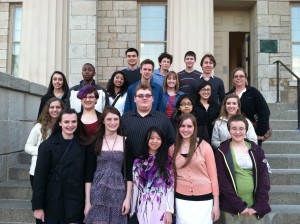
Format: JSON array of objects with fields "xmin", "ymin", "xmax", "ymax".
[
  {"xmin": 132, "ymin": 153, "xmax": 174, "ymax": 224},
  {"xmin": 84, "ymin": 151, "xmax": 127, "ymax": 224}
]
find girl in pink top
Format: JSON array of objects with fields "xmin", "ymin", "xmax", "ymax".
[{"xmin": 171, "ymin": 113, "xmax": 220, "ymax": 224}]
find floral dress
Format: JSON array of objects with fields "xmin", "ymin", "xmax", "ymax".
[{"xmin": 131, "ymin": 153, "xmax": 174, "ymax": 224}]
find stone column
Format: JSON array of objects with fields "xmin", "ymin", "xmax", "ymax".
[
  {"xmin": 167, "ymin": 0, "xmax": 214, "ymax": 72},
  {"xmin": 68, "ymin": 0, "xmax": 97, "ymax": 87},
  {"xmin": 19, "ymin": 0, "xmax": 68, "ymax": 86}
]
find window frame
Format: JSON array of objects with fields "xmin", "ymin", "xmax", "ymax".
[
  {"xmin": 138, "ymin": 2, "xmax": 168, "ymax": 63},
  {"xmin": 7, "ymin": 3, "xmax": 22, "ymax": 77}
]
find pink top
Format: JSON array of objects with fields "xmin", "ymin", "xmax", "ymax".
[{"xmin": 170, "ymin": 141, "xmax": 219, "ymax": 196}]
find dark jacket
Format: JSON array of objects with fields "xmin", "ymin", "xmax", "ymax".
[
  {"xmin": 32, "ymin": 133, "xmax": 94, "ymax": 222},
  {"xmin": 227, "ymin": 86, "xmax": 270, "ymax": 136},
  {"xmin": 194, "ymin": 100, "xmax": 220, "ymax": 141},
  {"xmin": 37, "ymin": 92, "xmax": 68, "ymax": 119},
  {"xmin": 215, "ymin": 139, "xmax": 271, "ymax": 219}
]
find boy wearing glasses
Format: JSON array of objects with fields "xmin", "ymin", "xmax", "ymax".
[
  {"xmin": 124, "ymin": 59, "xmax": 164, "ymax": 113},
  {"xmin": 122, "ymin": 83, "xmax": 175, "ymax": 181}
]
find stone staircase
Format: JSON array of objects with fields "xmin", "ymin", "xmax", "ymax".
[
  {"xmin": 0, "ymin": 152, "xmax": 34, "ymax": 224},
  {"xmin": 263, "ymin": 103, "xmax": 300, "ymax": 224},
  {"xmin": 0, "ymin": 103, "xmax": 299, "ymax": 223}
]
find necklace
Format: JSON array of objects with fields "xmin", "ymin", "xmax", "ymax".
[{"xmin": 104, "ymin": 135, "xmax": 118, "ymax": 151}]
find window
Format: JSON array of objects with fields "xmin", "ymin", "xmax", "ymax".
[
  {"xmin": 291, "ymin": 5, "xmax": 300, "ymax": 78},
  {"xmin": 8, "ymin": 4, "xmax": 22, "ymax": 77},
  {"xmin": 139, "ymin": 4, "xmax": 167, "ymax": 65}
]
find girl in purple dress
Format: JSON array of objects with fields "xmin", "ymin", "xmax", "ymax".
[{"xmin": 130, "ymin": 126, "xmax": 174, "ymax": 224}]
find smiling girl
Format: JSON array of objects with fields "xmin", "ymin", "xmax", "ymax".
[
  {"xmin": 170, "ymin": 113, "xmax": 219, "ymax": 224},
  {"xmin": 162, "ymin": 71, "xmax": 184, "ymax": 119},
  {"xmin": 211, "ymin": 94, "xmax": 257, "ymax": 150},
  {"xmin": 32, "ymin": 108, "xmax": 93, "ymax": 223},
  {"xmin": 25, "ymin": 98, "xmax": 64, "ymax": 190},
  {"xmin": 37, "ymin": 71, "xmax": 69, "ymax": 119},
  {"xmin": 131, "ymin": 126, "xmax": 174, "ymax": 224}
]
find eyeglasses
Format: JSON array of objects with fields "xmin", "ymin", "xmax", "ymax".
[
  {"xmin": 83, "ymin": 96, "xmax": 96, "ymax": 100},
  {"xmin": 234, "ymin": 75, "xmax": 246, "ymax": 79},
  {"xmin": 180, "ymin": 103, "xmax": 192, "ymax": 107},
  {"xmin": 200, "ymin": 88, "xmax": 211, "ymax": 92},
  {"xmin": 136, "ymin": 94, "xmax": 153, "ymax": 99}
]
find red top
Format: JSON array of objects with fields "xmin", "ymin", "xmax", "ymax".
[
  {"xmin": 165, "ymin": 95, "xmax": 175, "ymax": 119},
  {"xmin": 84, "ymin": 121, "xmax": 99, "ymax": 136}
]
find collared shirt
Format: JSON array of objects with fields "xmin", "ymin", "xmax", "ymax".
[
  {"xmin": 152, "ymin": 68, "xmax": 166, "ymax": 87},
  {"xmin": 124, "ymin": 80, "xmax": 164, "ymax": 113},
  {"xmin": 122, "ymin": 109, "xmax": 175, "ymax": 181},
  {"xmin": 200, "ymin": 74, "xmax": 214, "ymax": 81}
]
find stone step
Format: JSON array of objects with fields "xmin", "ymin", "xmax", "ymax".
[
  {"xmin": 0, "ymin": 180, "xmax": 31, "ymax": 200},
  {"xmin": 18, "ymin": 152, "xmax": 31, "ymax": 165},
  {"xmin": 0, "ymin": 199, "xmax": 34, "ymax": 223},
  {"xmin": 270, "ymin": 110, "xmax": 297, "ymax": 120},
  {"xmin": 8, "ymin": 164, "xmax": 30, "ymax": 181},
  {"xmin": 270, "ymin": 119, "xmax": 298, "ymax": 130},
  {"xmin": 270, "ymin": 169, "xmax": 300, "ymax": 185},
  {"xmin": 262, "ymin": 141, "xmax": 300, "ymax": 154},
  {"xmin": 268, "ymin": 130, "xmax": 300, "ymax": 141},
  {"xmin": 269, "ymin": 185, "xmax": 300, "ymax": 205},
  {"xmin": 264, "ymin": 205, "xmax": 300, "ymax": 224},
  {"xmin": 268, "ymin": 103, "xmax": 298, "ymax": 111},
  {"xmin": 266, "ymin": 154, "xmax": 300, "ymax": 169}
]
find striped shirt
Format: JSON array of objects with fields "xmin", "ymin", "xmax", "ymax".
[{"xmin": 178, "ymin": 69, "xmax": 202, "ymax": 93}]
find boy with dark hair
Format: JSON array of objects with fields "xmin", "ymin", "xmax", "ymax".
[
  {"xmin": 122, "ymin": 48, "xmax": 141, "ymax": 86},
  {"xmin": 178, "ymin": 51, "xmax": 202, "ymax": 93},
  {"xmin": 152, "ymin": 52, "xmax": 173, "ymax": 86},
  {"xmin": 124, "ymin": 59, "xmax": 164, "ymax": 113}
]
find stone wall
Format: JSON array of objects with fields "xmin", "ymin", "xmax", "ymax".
[
  {"xmin": 69, "ymin": 0, "xmax": 97, "ymax": 87},
  {"xmin": 252, "ymin": 1, "xmax": 295, "ymax": 103},
  {"xmin": 97, "ymin": 1, "xmax": 137, "ymax": 84},
  {"xmin": 0, "ymin": 3, "xmax": 9, "ymax": 73},
  {"xmin": 0, "ymin": 72, "xmax": 47, "ymax": 182}
]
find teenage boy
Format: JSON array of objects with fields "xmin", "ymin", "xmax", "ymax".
[
  {"xmin": 122, "ymin": 48, "xmax": 141, "ymax": 86},
  {"xmin": 66, "ymin": 63, "xmax": 108, "ymax": 113},
  {"xmin": 178, "ymin": 51, "xmax": 202, "ymax": 93},
  {"xmin": 152, "ymin": 52, "xmax": 173, "ymax": 86},
  {"xmin": 124, "ymin": 59, "xmax": 164, "ymax": 113}
]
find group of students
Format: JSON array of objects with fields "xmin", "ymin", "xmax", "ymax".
[{"xmin": 24, "ymin": 48, "xmax": 272, "ymax": 224}]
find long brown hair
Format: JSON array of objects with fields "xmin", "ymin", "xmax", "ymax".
[
  {"xmin": 174, "ymin": 113, "xmax": 199, "ymax": 168},
  {"xmin": 163, "ymin": 71, "xmax": 179, "ymax": 92},
  {"xmin": 218, "ymin": 94, "xmax": 241, "ymax": 119},
  {"xmin": 94, "ymin": 106, "xmax": 122, "ymax": 155},
  {"xmin": 37, "ymin": 98, "xmax": 64, "ymax": 141}
]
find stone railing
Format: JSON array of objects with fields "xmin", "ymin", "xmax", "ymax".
[{"xmin": 0, "ymin": 72, "xmax": 47, "ymax": 182}]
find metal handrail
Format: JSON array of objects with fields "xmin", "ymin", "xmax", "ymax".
[{"xmin": 273, "ymin": 60, "xmax": 300, "ymax": 130}]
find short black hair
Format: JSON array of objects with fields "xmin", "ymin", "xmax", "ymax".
[
  {"xmin": 184, "ymin": 51, "xmax": 196, "ymax": 60},
  {"xmin": 125, "ymin": 48, "xmax": 139, "ymax": 57}
]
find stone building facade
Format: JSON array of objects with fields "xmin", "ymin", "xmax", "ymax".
[{"xmin": 0, "ymin": 0, "xmax": 298, "ymax": 103}]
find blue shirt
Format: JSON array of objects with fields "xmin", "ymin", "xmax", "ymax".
[
  {"xmin": 152, "ymin": 68, "xmax": 165, "ymax": 87},
  {"xmin": 124, "ymin": 80, "xmax": 164, "ymax": 113}
]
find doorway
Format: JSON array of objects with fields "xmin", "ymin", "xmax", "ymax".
[{"xmin": 229, "ymin": 32, "xmax": 250, "ymax": 89}]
